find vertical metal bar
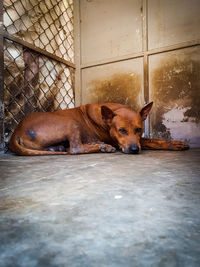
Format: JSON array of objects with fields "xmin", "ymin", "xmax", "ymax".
[
  {"xmin": 0, "ymin": 0, "xmax": 5, "ymax": 153},
  {"xmin": 142, "ymin": 0, "xmax": 150, "ymax": 137},
  {"xmin": 74, "ymin": 0, "xmax": 81, "ymax": 106},
  {"xmin": 142, "ymin": 0, "xmax": 148, "ymax": 53},
  {"xmin": 143, "ymin": 55, "xmax": 149, "ymax": 104}
]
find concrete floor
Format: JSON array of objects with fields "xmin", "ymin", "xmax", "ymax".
[{"xmin": 0, "ymin": 149, "xmax": 200, "ymax": 267}]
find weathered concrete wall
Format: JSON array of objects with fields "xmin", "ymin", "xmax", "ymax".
[
  {"xmin": 148, "ymin": 0, "xmax": 200, "ymax": 147},
  {"xmin": 78, "ymin": 0, "xmax": 200, "ymax": 147},
  {"xmin": 82, "ymin": 59, "xmax": 143, "ymax": 111},
  {"xmin": 80, "ymin": 0, "xmax": 144, "ymax": 112}
]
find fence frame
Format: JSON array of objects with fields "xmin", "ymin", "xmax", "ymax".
[{"xmin": 0, "ymin": 0, "xmax": 75, "ymax": 153}]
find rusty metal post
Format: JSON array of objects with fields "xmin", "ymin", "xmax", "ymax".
[
  {"xmin": 142, "ymin": 0, "xmax": 150, "ymax": 137},
  {"xmin": 74, "ymin": 0, "xmax": 81, "ymax": 106},
  {"xmin": 0, "ymin": 0, "xmax": 4, "ymax": 153}
]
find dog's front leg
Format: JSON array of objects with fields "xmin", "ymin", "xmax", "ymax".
[
  {"xmin": 70, "ymin": 143, "xmax": 116, "ymax": 154},
  {"xmin": 68, "ymin": 130, "xmax": 116, "ymax": 154},
  {"xmin": 140, "ymin": 138, "xmax": 189, "ymax": 151}
]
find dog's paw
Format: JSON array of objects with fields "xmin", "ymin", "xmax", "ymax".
[
  {"xmin": 100, "ymin": 144, "xmax": 116, "ymax": 153},
  {"xmin": 168, "ymin": 141, "xmax": 190, "ymax": 151}
]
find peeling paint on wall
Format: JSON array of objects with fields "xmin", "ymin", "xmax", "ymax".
[
  {"xmin": 149, "ymin": 47, "xmax": 200, "ymax": 147},
  {"xmin": 163, "ymin": 106, "xmax": 200, "ymax": 147}
]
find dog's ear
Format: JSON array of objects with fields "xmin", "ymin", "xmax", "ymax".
[
  {"xmin": 101, "ymin": 106, "xmax": 116, "ymax": 126},
  {"xmin": 140, "ymin": 102, "xmax": 153, "ymax": 120}
]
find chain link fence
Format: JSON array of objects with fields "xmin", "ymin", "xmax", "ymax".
[
  {"xmin": 4, "ymin": 0, "xmax": 74, "ymax": 62},
  {"xmin": 2, "ymin": 0, "xmax": 75, "ymax": 150}
]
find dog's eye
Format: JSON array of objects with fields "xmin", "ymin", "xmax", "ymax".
[
  {"xmin": 135, "ymin": 128, "xmax": 142, "ymax": 134},
  {"xmin": 119, "ymin": 128, "xmax": 128, "ymax": 135}
]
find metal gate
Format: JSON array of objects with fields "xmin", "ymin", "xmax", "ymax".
[{"xmin": 0, "ymin": 0, "xmax": 75, "ymax": 152}]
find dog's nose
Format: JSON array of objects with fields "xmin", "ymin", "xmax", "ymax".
[{"xmin": 129, "ymin": 145, "xmax": 140, "ymax": 154}]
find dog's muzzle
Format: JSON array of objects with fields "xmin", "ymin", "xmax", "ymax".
[{"xmin": 122, "ymin": 145, "xmax": 140, "ymax": 154}]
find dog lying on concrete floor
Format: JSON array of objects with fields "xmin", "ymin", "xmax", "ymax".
[{"xmin": 9, "ymin": 102, "xmax": 189, "ymax": 155}]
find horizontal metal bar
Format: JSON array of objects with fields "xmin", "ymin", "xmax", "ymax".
[
  {"xmin": 81, "ymin": 39, "xmax": 200, "ymax": 69},
  {"xmin": 81, "ymin": 52, "xmax": 144, "ymax": 69},
  {"xmin": 147, "ymin": 39, "xmax": 200, "ymax": 56},
  {"xmin": 2, "ymin": 30, "xmax": 75, "ymax": 69}
]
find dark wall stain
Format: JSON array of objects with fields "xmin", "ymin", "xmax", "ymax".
[
  {"xmin": 86, "ymin": 73, "xmax": 143, "ymax": 111},
  {"xmin": 151, "ymin": 57, "xmax": 200, "ymax": 142}
]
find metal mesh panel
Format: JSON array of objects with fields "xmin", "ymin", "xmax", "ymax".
[
  {"xmin": 4, "ymin": 39, "xmax": 75, "ymax": 145},
  {"xmin": 4, "ymin": 0, "xmax": 74, "ymax": 63}
]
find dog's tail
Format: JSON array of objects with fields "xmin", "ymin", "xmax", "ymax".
[{"xmin": 9, "ymin": 134, "xmax": 70, "ymax": 156}]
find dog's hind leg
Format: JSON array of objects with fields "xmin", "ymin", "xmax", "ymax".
[
  {"xmin": 45, "ymin": 145, "xmax": 66, "ymax": 152},
  {"xmin": 140, "ymin": 138, "xmax": 189, "ymax": 151}
]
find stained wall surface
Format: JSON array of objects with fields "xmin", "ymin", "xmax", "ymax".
[
  {"xmin": 82, "ymin": 59, "xmax": 143, "ymax": 111},
  {"xmin": 148, "ymin": 0, "xmax": 200, "ymax": 147},
  {"xmin": 149, "ymin": 47, "xmax": 200, "ymax": 147},
  {"xmin": 76, "ymin": 0, "xmax": 200, "ymax": 147}
]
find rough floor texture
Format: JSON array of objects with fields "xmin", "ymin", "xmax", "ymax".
[{"xmin": 0, "ymin": 149, "xmax": 200, "ymax": 267}]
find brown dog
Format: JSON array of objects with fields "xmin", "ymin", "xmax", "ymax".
[{"xmin": 9, "ymin": 102, "xmax": 189, "ymax": 156}]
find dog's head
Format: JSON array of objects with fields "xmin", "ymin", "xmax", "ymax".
[{"xmin": 101, "ymin": 102, "xmax": 153, "ymax": 154}]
